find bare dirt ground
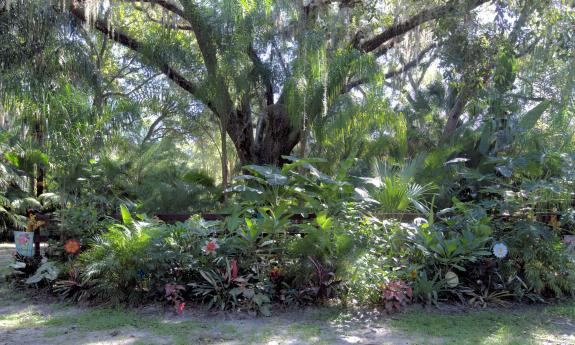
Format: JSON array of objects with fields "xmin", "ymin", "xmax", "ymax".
[{"xmin": 0, "ymin": 296, "xmax": 433, "ymax": 345}]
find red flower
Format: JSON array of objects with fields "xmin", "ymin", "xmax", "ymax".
[
  {"xmin": 230, "ymin": 259, "xmax": 238, "ymax": 281},
  {"xmin": 269, "ymin": 267, "xmax": 281, "ymax": 280},
  {"xmin": 176, "ymin": 302, "xmax": 185, "ymax": 315},
  {"xmin": 64, "ymin": 239, "xmax": 81, "ymax": 254},
  {"xmin": 202, "ymin": 239, "xmax": 219, "ymax": 254}
]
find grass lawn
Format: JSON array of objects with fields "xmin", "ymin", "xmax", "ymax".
[
  {"xmin": 1, "ymin": 282, "xmax": 574, "ymax": 345},
  {"xmin": 389, "ymin": 304, "xmax": 575, "ymax": 345}
]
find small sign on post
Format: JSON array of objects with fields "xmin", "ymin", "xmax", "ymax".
[
  {"xmin": 14, "ymin": 231, "xmax": 34, "ymax": 257},
  {"xmin": 16, "ymin": 209, "xmax": 47, "ymax": 258}
]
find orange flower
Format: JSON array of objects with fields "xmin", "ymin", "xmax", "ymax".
[{"xmin": 64, "ymin": 239, "xmax": 81, "ymax": 254}]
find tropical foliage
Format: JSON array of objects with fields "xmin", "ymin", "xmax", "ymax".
[{"xmin": 1, "ymin": 0, "xmax": 574, "ymax": 315}]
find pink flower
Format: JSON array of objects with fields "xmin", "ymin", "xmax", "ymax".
[
  {"xmin": 202, "ymin": 239, "xmax": 219, "ymax": 254},
  {"xmin": 17, "ymin": 234, "xmax": 29, "ymax": 245},
  {"xmin": 176, "ymin": 302, "xmax": 185, "ymax": 315}
]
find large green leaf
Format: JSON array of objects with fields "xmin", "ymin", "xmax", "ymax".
[
  {"xmin": 224, "ymin": 185, "xmax": 263, "ymax": 194},
  {"xmin": 25, "ymin": 262, "xmax": 59, "ymax": 284},
  {"xmin": 280, "ymin": 156, "xmax": 327, "ymax": 174},
  {"xmin": 518, "ymin": 100, "xmax": 550, "ymax": 131},
  {"xmin": 244, "ymin": 165, "xmax": 279, "ymax": 178},
  {"xmin": 120, "ymin": 204, "xmax": 133, "ymax": 225}
]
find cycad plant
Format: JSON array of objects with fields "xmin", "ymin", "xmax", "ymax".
[{"xmin": 77, "ymin": 205, "xmax": 167, "ymax": 304}]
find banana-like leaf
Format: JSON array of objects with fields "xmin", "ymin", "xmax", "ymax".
[
  {"xmin": 120, "ymin": 204, "xmax": 133, "ymax": 225},
  {"xmin": 518, "ymin": 100, "xmax": 550, "ymax": 131}
]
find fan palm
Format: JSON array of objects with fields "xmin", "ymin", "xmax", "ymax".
[{"xmin": 364, "ymin": 155, "xmax": 434, "ymax": 215}]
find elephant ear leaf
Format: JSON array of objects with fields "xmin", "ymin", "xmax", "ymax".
[
  {"xmin": 519, "ymin": 100, "xmax": 550, "ymax": 131},
  {"xmin": 280, "ymin": 156, "xmax": 327, "ymax": 174}
]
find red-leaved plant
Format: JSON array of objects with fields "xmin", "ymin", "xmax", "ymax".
[
  {"xmin": 380, "ymin": 280, "xmax": 412, "ymax": 313},
  {"xmin": 165, "ymin": 283, "xmax": 186, "ymax": 315}
]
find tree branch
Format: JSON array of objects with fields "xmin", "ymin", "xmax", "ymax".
[
  {"xmin": 142, "ymin": 111, "xmax": 171, "ymax": 144},
  {"xmin": 248, "ymin": 45, "xmax": 274, "ymax": 106},
  {"xmin": 357, "ymin": 0, "xmax": 489, "ymax": 53},
  {"xmin": 508, "ymin": 94, "xmax": 547, "ymax": 102},
  {"xmin": 122, "ymin": 0, "xmax": 186, "ymax": 19},
  {"xmin": 70, "ymin": 2, "xmax": 200, "ymax": 101},
  {"xmin": 130, "ymin": 3, "xmax": 193, "ymax": 30},
  {"xmin": 440, "ymin": 84, "xmax": 475, "ymax": 142},
  {"xmin": 345, "ymin": 42, "xmax": 438, "ymax": 92},
  {"xmin": 102, "ymin": 73, "xmax": 161, "ymax": 100}
]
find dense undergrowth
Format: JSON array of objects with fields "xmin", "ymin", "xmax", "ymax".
[{"xmin": 3, "ymin": 153, "xmax": 575, "ymax": 315}]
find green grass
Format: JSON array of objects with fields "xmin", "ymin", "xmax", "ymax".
[
  {"xmin": 1, "ymin": 286, "xmax": 574, "ymax": 345},
  {"xmin": 43, "ymin": 308, "xmax": 211, "ymax": 344},
  {"xmin": 388, "ymin": 302, "xmax": 575, "ymax": 345},
  {"xmin": 545, "ymin": 301, "xmax": 575, "ymax": 319}
]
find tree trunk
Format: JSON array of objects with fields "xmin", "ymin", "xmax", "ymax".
[
  {"xmin": 440, "ymin": 85, "xmax": 474, "ymax": 142},
  {"xmin": 33, "ymin": 118, "xmax": 45, "ymax": 196},
  {"xmin": 251, "ymin": 103, "xmax": 300, "ymax": 166},
  {"xmin": 219, "ymin": 117, "xmax": 229, "ymax": 200},
  {"xmin": 36, "ymin": 165, "xmax": 44, "ymax": 196}
]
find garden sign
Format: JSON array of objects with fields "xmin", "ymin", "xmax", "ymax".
[{"xmin": 14, "ymin": 231, "xmax": 34, "ymax": 257}]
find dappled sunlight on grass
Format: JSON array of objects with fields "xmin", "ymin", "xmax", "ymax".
[
  {"xmin": 388, "ymin": 304, "xmax": 575, "ymax": 345},
  {"xmin": 479, "ymin": 324, "xmax": 531, "ymax": 345},
  {"xmin": 1, "ymin": 295, "xmax": 575, "ymax": 344},
  {"xmin": 82, "ymin": 338, "xmax": 145, "ymax": 345},
  {"xmin": 0, "ymin": 307, "xmax": 48, "ymax": 330}
]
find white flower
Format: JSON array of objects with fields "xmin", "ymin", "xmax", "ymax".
[
  {"xmin": 493, "ymin": 243, "xmax": 508, "ymax": 259},
  {"xmin": 413, "ymin": 217, "xmax": 428, "ymax": 226}
]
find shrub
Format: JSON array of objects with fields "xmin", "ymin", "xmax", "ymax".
[
  {"xmin": 69, "ymin": 206, "xmax": 172, "ymax": 304},
  {"xmin": 380, "ymin": 280, "xmax": 413, "ymax": 313},
  {"xmin": 191, "ymin": 258, "xmax": 272, "ymax": 316},
  {"xmin": 46, "ymin": 155, "xmax": 575, "ymax": 311}
]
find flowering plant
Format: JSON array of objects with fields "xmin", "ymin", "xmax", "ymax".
[
  {"xmin": 269, "ymin": 267, "xmax": 281, "ymax": 281},
  {"xmin": 165, "ymin": 283, "xmax": 186, "ymax": 315},
  {"xmin": 202, "ymin": 239, "xmax": 219, "ymax": 255},
  {"xmin": 229, "ymin": 259, "xmax": 238, "ymax": 282},
  {"xmin": 64, "ymin": 239, "xmax": 81, "ymax": 254},
  {"xmin": 493, "ymin": 243, "xmax": 508, "ymax": 259}
]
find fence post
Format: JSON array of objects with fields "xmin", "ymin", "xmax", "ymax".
[{"xmin": 34, "ymin": 228, "xmax": 41, "ymax": 258}]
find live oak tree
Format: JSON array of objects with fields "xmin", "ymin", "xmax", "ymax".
[
  {"xmin": 3, "ymin": 0, "xmax": 566, "ymax": 171},
  {"xmin": 65, "ymin": 0, "xmax": 492, "ymax": 166}
]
